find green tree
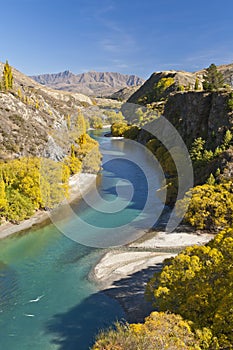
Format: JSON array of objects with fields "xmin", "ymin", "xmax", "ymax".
[
  {"xmin": 206, "ymin": 173, "xmax": 215, "ymax": 185},
  {"xmin": 203, "ymin": 63, "xmax": 224, "ymax": 91},
  {"xmin": 190, "ymin": 137, "xmax": 206, "ymax": 162},
  {"xmin": 194, "ymin": 78, "xmax": 199, "ymax": 90},
  {"xmin": 227, "ymin": 92, "xmax": 233, "ymax": 111},
  {"xmin": 222, "ymin": 129, "xmax": 232, "ymax": 150}
]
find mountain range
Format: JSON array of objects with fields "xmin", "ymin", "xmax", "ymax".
[{"xmin": 31, "ymin": 71, "xmax": 144, "ymax": 97}]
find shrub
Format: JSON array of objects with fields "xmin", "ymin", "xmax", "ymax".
[
  {"xmin": 146, "ymin": 228, "xmax": 233, "ymax": 349},
  {"xmin": 111, "ymin": 122, "xmax": 129, "ymax": 136},
  {"xmin": 123, "ymin": 125, "xmax": 140, "ymax": 140},
  {"xmin": 154, "ymin": 77, "xmax": 175, "ymax": 101},
  {"xmin": 176, "ymin": 181, "xmax": 233, "ymax": 231},
  {"xmin": 89, "ymin": 116, "xmax": 103, "ymax": 129},
  {"xmin": 92, "ymin": 312, "xmax": 202, "ymax": 350}
]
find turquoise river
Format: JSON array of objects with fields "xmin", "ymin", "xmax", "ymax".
[{"xmin": 0, "ymin": 130, "xmax": 164, "ymax": 350}]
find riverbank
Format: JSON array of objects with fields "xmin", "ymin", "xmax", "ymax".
[
  {"xmin": 0, "ymin": 172, "xmax": 97, "ymax": 240},
  {"xmin": 91, "ymin": 228, "xmax": 214, "ymax": 322}
]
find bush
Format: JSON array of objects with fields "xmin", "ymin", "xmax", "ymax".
[
  {"xmin": 111, "ymin": 122, "xmax": 129, "ymax": 136},
  {"xmin": 105, "ymin": 110, "xmax": 124, "ymax": 124},
  {"xmin": 92, "ymin": 312, "xmax": 202, "ymax": 350},
  {"xmin": 146, "ymin": 228, "xmax": 233, "ymax": 349},
  {"xmin": 6, "ymin": 189, "xmax": 35, "ymax": 222},
  {"xmin": 154, "ymin": 77, "xmax": 175, "ymax": 101},
  {"xmin": 123, "ymin": 125, "xmax": 140, "ymax": 140},
  {"xmin": 89, "ymin": 116, "xmax": 103, "ymax": 129},
  {"xmin": 176, "ymin": 181, "xmax": 233, "ymax": 231},
  {"xmin": 0, "ymin": 157, "xmax": 69, "ymax": 222},
  {"xmin": 76, "ymin": 134, "xmax": 101, "ymax": 173}
]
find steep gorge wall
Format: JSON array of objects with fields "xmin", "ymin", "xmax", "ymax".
[
  {"xmin": 132, "ymin": 91, "xmax": 233, "ymax": 186},
  {"xmin": 163, "ymin": 91, "xmax": 233, "ymax": 149}
]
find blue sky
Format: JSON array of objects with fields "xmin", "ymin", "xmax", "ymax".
[{"xmin": 1, "ymin": 0, "xmax": 233, "ymax": 78}]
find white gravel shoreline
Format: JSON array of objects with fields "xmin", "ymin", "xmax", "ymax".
[
  {"xmin": 92, "ymin": 229, "xmax": 215, "ymax": 322},
  {"xmin": 93, "ymin": 230, "xmax": 214, "ymax": 289}
]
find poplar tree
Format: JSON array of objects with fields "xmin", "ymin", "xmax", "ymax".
[
  {"xmin": 0, "ymin": 176, "xmax": 7, "ymax": 213},
  {"xmin": 2, "ymin": 60, "xmax": 13, "ymax": 91},
  {"xmin": 194, "ymin": 77, "xmax": 199, "ymax": 90},
  {"xmin": 75, "ymin": 111, "xmax": 86, "ymax": 137}
]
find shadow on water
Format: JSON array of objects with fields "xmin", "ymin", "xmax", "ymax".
[
  {"xmin": 46, "ymin": 291, "xmax": 125, "ymax": 350},
  {"xmin": 46, "ymin": 262, "xmax": 163, "ymax": 350},
  {"xmin": 104, "ymin": 263, "xmax": 163, "ymax": 323}
]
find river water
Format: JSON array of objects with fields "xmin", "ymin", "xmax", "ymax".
[{"xmin": 0, "ymin": 130, "xmax": 163, "ymax": 350}]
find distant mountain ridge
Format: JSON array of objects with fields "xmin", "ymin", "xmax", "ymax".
[{"xmin": 31, "ymin": 71, "xmax": 144, "ymax": 97}]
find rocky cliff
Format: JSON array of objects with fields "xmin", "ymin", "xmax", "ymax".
[
  {"xmin": 0, "ymin": 62, "xmax": 93, "ymax": 161},
  {"xmin": 163, "ymin": 91, "xmax": 233, "ymax": 149},
  {"xmin": 124, "ymin": 64, "xmax": 233, "ymax": 186},
  {"xmin": 109, "ymin": 85, "xmax": 141, "ymax": 101},
  {"xmin": 31, "ymin": 71, "xmax": 144, "ymax": 97}
]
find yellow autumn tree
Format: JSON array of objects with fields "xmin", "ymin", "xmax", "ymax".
[
  {"xmin": 92, "ymin": 312, "xmax": 203, "ymax": 350},
  {"xmin": 75, "ymin": 111, "xmax": 86, "ymax": 137},
  {"xmin": 2, "ymin": 60, "xmax": 13, "ymax": 91},
  {"xmin": 176, "ymin": 181, "xmax": 233, "ymax": 231},
  {"xmin": 76, "ymin": 133, "xmax": 101, "ymax": 173},
  {"xmin": 0, "ymin": 175, "xmax": 7, "ymax": 214},
  {"xmin": 0, "ymin": 157, "xmax": 70, "ymax": 222},
  {"xmin": 146, "ymin": 228, "xmax": 233, "ymax": 349}
]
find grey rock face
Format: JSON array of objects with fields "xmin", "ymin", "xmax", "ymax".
[{"xmin": 31, "ymin": 71, "xmax": 145, "ymax": 97}]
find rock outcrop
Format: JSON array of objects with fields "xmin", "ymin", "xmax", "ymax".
[
  {"xmin": 109, "ymin": 85, "xmax": 141, "ymax": 101},
  {"xmin": 163, "ymin": 91, "xmax": 233, "ymax": 149}
]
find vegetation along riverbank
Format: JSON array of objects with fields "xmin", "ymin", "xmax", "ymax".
[{"xmin": 1, "ymin": 59, "xmax": 233, "ymax": 349}]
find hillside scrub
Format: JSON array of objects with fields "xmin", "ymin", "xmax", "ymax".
[
  {"xmin": 92, "ymin": 312, "xmax": 204, "ymax": 350},
  {"xmin": 0, "ymin": 122, "xmax": 101, "ymax": 223},
  {"xmin": 0, "ymin": 157, "xmax": 69, "ymax": 223},
  {"xmin": 176, "ymin": 181, "xmax": 233, "ymax": 231},
  {"xmin": 146, "ymin": 228, "xmax": 233, "ymax": 349}
]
